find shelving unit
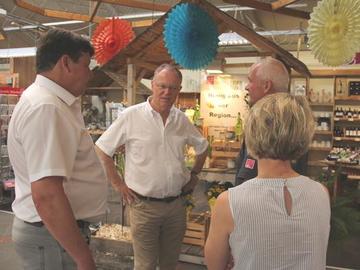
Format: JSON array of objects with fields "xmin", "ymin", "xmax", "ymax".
[
  {"xmin": 210, "ymin": 140, "xmax": 241, "ymax": 169},
  {"xmin": 331, "ymin": 76, "xmax": 360, "ymax": 182},
  {"xmin": 0, "ymin": 93, "xmax": 19, "ymax": 203},
  {"xmin": 291, "ymin": 71, "xmax": 360, "ymax": 182}
]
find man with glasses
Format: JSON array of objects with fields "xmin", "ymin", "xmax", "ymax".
[{"xmin": 95, "ymin": 63, "xmax": 208, "ymax": 270}]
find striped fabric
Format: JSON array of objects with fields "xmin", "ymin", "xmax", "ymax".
[{"xmin": 228, "ymin": 175, "xmax": 330, "ymax": 270}]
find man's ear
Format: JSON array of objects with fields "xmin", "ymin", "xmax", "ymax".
[
  {"xmin": 59, "ymin": 55, "xmax": 71, "ymax": 73},
  {"xmin": 263, "ymin": 80, "xmax": 272, "ymax": 94}
]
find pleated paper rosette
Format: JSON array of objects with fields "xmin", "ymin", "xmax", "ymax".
[
  {"xmin": 163, "ymin": 3, "xmax": 219, "ymax": 70},
  {"xmin": 308, "ymin": 0, "xmax": 360, "ymax": 66},
  {"xmin": 92, "ymin": 18, "xmax": 134, "ymax": 65}
]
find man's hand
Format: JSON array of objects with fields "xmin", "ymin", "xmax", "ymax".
[
  {"xmin": 181, "ymin": 173, "xmax": 199, "ymax": 195},
  {"xmin": 112, "ymin": 180, "xmax": 137, "ymax": 205}
]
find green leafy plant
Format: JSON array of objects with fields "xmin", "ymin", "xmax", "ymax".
[
  {"xmin": 316, "ymin": 168, "xmax": 360, "ymax": 242},
  {"xmin": 115, "ymin": 152, "xmax": 125, "ymax": 178}
]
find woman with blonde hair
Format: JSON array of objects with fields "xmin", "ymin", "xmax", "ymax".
[{"xmin": 205, "ymin": 93, "xmax": 330, "ymax": 270}]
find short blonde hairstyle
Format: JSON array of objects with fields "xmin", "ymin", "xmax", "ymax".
[{"xmin": 245, "ymin": 93, "xmax": 315, "ymax": 160}]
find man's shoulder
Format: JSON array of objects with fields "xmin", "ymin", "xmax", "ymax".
[
  {"xmin": 123, "ymin": 102, "xmax": 147, "ymax": 114},
  {"xmin": 22, "ymin": 83, "xmax": 61, "ymax": 107}
]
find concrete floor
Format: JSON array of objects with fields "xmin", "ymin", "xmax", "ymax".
[
  {"xmin": 0, "ymin": 199, "xmax": 206, "ymax": 270},
  {"xmin": 0, "ymin": 182, "xmax": 208, "ymax": 270}
]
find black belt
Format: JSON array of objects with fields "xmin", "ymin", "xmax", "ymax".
[
  {"xmin": 135, "ymin": 192, "xmax": 180, "ymax": 203},
  {"xmin": 24, "ymin": 220, "xmax": 89, "ymax": 229}
]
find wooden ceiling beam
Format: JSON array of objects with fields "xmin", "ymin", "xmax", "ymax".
[
  {"xmin": 216, "ymin": 51, "xmax": 272, "ymax": 59},
  {"xmin": 88, "ymin": 0, "xmax": 171, "ymax": 12},
  {"xmin": 271, "ymin": 0, "xmax": 301, "ymax": 10},
  {"xmin": 133, "ymin": 35, "xmax": 164, "ymax": 59},
  {"xmin": 223, "ymin": 0, "xmax": 310, "ymax": 20},
  {"xmin": 89, "ymin": 0, "xmax": 102, "ymax": 22},
  {"xmin": 14, "ymin": 0, "xmax": 154, "ymax": 27},
  {"xmin": 197, "ymin": 0, "xmax": 310, "ymax": 76},
  {"xmin": 136, "ymin": 68, "xmax": 149, "ymax": 85},
  {"xmin": 129, "ymin": 59, "xmax": 158, "ymax": 71}
]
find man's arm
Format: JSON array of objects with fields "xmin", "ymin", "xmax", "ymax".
[
  {"xmin": 31, "ymin": 177, "xmax": 95, "ymax": 270},
  {"xmin": 95, "ymin": 146, "xmax": 136, "ymax": 204},
  {"xmin": 182, "ymin": 149, "xmax": 207, "ymax": 194}
]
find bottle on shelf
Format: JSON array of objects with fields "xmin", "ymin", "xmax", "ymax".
[
  {"xmin": 339, "ymin": 107, "xmax": 344, "ymax": 118},
  {"xmin": 234, "ymin": 112, "xmax": 243, "ymax": 142},
  {"xmin": 192, "ymin": 99, "xmax": 201, "ymax": 127},
  {"xmin": 353, "ymin": 109, "xmax": 358, "ymax": 119},
  {"xmin": 347, "ymin": 108, "xmax": 353, "ymax": 119}
]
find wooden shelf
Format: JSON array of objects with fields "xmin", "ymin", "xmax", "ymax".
[
  {"xmin": 314, "ymin": 131, "xmax": 332, "ymax": 135},
  {"xmin": 211, "ymin": 151, "xmax": 238, "ymax": 158},
  {"xmin": 334, "ymin": 96, "xmax": 360, "ymax": 101},
  {"xmin": 211, "ymin": 141, "xmax": 241, "ymax": 149},
  {"xmin": 309, "ymin": 103, "xmax": 333, "ymax": 107},
  {"xmin": 334, "ymin": 117, "xmax": 360, "ymax": 122},
  {"xmin": 309, "ymin": 147, "xmax": 332, "ymax": 151},
  {"xmin": 333, "ymin": 137, "xmax": 360, "ymax": 142},
  {"xmin": 308, "ymin": 160, "xmax": 329, "ymax": 167},
  {"xmin": 347, "ymin": 175, "xmax": 360, "ymax": 181},
  {"xmin": 318, "ymin": 160, "xmax": 360, "ymax": 170}
]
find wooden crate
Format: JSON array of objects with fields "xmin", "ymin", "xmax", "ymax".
[{"xmin": 183, "ymin": 212, "xmax": 211, "ymax": 247}]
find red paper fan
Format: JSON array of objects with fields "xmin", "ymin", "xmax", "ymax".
[{"xmin": 92, "ymin": 18, "xmax": 134, "ymax": 65}]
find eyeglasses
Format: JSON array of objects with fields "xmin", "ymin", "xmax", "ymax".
[{"xmin": 155, "ymin": 83, "xmax": 180, "ymax": 91}]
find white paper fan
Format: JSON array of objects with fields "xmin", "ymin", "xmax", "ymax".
[{"xmin": 308, "ymin": 0, "xmax": 360, "ymax": 66}]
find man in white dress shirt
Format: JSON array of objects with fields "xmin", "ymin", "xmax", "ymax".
[
  {"xmin": 95, "ymin": 63, "xmax": 208, "ymax": 270},
  {"xmin": 8, "ymin": 29, "xmax": 107, "ymax": 270}
]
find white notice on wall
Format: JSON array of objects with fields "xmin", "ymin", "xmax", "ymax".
[{"xmin": 200, "ymin": 74, "xmax": 248, "ymax": 127}]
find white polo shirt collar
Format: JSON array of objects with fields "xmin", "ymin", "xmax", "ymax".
[
  {"xmin": 35, "ymin": 75, "xmax": 78, "ymax": 106},
  {"xmin": 145, "ymin": 96, "xmax": 176, "ymax": 122}
]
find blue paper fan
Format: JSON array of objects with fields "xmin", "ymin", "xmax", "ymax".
[{"xmin": 163, "ymin": 3, "xmax": 219, "ymax": 70}]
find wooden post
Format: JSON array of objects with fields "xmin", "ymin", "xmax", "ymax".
[{"xmin": 127, "ymin": 60, "xmax": 136, "ymax": 105}]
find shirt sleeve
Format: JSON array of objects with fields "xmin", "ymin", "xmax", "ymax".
[
  {"xmin": 20, "ymin": 104, "xmax": 80, "ymax": 182},
  {"xmin": 184, "ymin": 116, "xmax": 208, "ymax": 155},
  {"xmin": 96, "ymin": 111, "xmax": 128, "ymax": 157}
]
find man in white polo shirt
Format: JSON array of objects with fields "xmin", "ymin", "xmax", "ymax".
[
  {"xmin": 8, "ymin": 29, "xmax": 107, "ymax": 270},
  {"xmin": 95, "ymin": 63, "xmax": 208, "ymax": 270}
]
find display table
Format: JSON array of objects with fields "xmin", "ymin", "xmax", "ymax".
[{"xmin": 199, "ymin": 168, "xmax": 236, "ymax": 184}]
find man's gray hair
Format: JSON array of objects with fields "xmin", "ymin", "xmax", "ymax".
[
  {"xmin": 255, "ymin": 57, "xmax": 290, "ymax": 92},
  {"xmin": 153, "ymin": 63, "xmax": 182, "ymax": 82}
]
